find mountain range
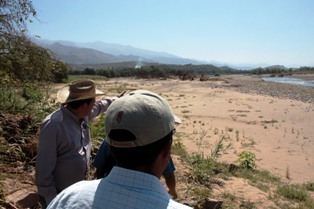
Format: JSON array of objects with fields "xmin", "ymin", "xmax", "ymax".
[
  {"xmin": 31, "ymin": 38, "xmax": 286, "ymax": 70},
  {"xmin": 31, "ymin": 38, "xmax": 210, "ymax": 67}
]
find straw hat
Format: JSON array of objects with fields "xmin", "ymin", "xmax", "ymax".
[{"xmin": 57, "ymin": 79, "xmax": 105, "ymax": 104}]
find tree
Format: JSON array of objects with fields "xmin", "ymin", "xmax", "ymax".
[
  {"xmin": 0, "ymin": 0, "xmax": 36, "ymax": 41},
  {"xmin": 0, "ymin": 0, "xmax": 69, "ymax": 83},
  {"xmin": 83, "ymin": 67, "xmax": 96, "ymax": 75}
]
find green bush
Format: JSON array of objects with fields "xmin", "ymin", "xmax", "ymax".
[
  {"xmin": 22, "ymin": 85, "xmax": 43, "ymax": 102},
  {"xmin": 237, "ymin": 151, "xmax": 256, "ymax": 170}
]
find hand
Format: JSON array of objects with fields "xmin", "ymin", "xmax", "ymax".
[
  {"xmin": 118, "ymin": 91, "xmax": 127, "ymax": 97},
  {"xmin": 168, "ymin": 189, "xmax": 178, "ymax": 199},
  {"xmin": 104, "ymin": 91, "xmax": 126, "ymax": 104}
]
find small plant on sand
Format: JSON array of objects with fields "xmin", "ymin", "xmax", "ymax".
[
  {"xmin": 211, "ymin": 136, "xmax": 232, "ymax": 160},
  {"xmin": 236, "ymin": 151, "xmax": 256, "ymax": 170},
  {"xmin": 213, "ymin": 128, "xmax": 219, "ymax": 135},
  {"xmin": 195, "ymin": 129, "xmax": 208, "ymax": 154},
  {"xmin": 236, "ymin": 130, "xmax": 240, "ymax": 141},
  {"xmin": 285, "ymin": 166, "xmax": 291, "ymax": 180}
]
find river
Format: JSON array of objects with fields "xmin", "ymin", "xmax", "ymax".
[{"xmin": 262, "ymin": 77, "xmax": 314, "ymax": 87}]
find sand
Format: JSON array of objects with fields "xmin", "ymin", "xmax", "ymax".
[{"xmin": 101, "ymin": 75, "xmax": 314, "ymax": 184}]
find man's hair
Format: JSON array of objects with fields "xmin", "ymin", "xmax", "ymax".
[
  {"xmin": 67, "ymin": 98, "xmax": 94, "ymax": 109},
  {"xmin": 108, "ymin": 130, "xmax": 173, "ymax": 170}
]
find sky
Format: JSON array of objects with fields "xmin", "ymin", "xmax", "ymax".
[{"xmin": 28, "ymin": 0, "xmax": 314, "ymax": 68}]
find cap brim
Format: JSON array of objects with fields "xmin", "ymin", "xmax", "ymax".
[{"xmin": 174, "ymin": 115, "xmax": 181, "ymax": 124}]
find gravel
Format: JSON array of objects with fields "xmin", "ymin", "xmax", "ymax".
[{"xmin": 222, "ymin": 75, "xmax": 314, "ymax": 104}]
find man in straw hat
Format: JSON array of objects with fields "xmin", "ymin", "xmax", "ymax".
[
  {"xmin": 48, "ymin": 90, "xmax": 192, "ymax": 209},
  {"xmin": 35, "ymin": 79, "xmax": 118, "ymax": 208}
]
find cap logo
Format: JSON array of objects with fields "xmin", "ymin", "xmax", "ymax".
[{"xmin": 116, "ymin": 111, "xmax": 123, "ymax": 123}]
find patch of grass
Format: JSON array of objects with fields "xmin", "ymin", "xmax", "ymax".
[
  {"xmin": 254, "ymin": 182, "xmax": 270, "ymax": 192},
  {"xmin": 303, "ymin": 181, "xmax": 314, "ymax": 191},
  {"xmin": 68, "ymin": 75, "xmax": 108, "ymax": 81},
  {"xmin": 222, "ymin": 192, "xmax": 237, "ymax": 202},
  {"xmin": 240, "ymin": 137, "xmax": 256, "ymax": 148},
  {"xmin": 0, "ymin": 86, "xmax": 27, "ymax": 113},
  {"xmin": 236, "ymin": 110, "xmax": 250, "ymax": 113},
  {"xmin": 261, "ymin": 119, "xmax": 278, "ymax": 124},
  {"xmin": 234, "ymin": 168, "xmax": 281, "ymax": 186},
  {"xmin": 187, "ymin": 154, "xmax": 225, "ymax": 187},
  {"xmin": 190, "ymin": 187, "xmax": 212, "ymax": 208},
  {"xmin": 277, "ymin": 184, "xmax": 309, "ymax": 202},
  {"xmin": 172, "ymin": 141, "xmax": 188, "ymax": 159},
  {"xmin": 239, "ymin": 200, "xmax": 255, "ymax": 209},
  {"xmin": 90, "ymin": 112, "xmax": 106, "ymax": 157}
]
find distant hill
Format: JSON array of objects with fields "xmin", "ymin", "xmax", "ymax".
[
  {"xmin": 31, "ymin": 38, "xmax": 207, "ymax": 66},
  {"xmin": 47, "ymin": 43, "xmax": 120, "ymax": 64}
]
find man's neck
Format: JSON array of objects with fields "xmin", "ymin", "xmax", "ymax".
[{"xmin": 65, "ymin": 105, "xmax": 83, "ymax": 120}]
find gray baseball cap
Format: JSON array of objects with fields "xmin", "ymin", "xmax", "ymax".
[{"xmin": 106, "ymin": 90, "xmax": 180, "ymax": 148}]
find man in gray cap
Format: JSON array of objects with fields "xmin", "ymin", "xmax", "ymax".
[
  {"xmin": 35, "ymin": 79, "xmax": 117, "ymax": 208},
  {"xmin": 47, "ymin": 90, "xmax": 192, "ymax": 209}
]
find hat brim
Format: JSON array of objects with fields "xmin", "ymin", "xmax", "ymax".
[{"xmin": 57, "ymin": 85, "xmax": 105, "ymax": 104}]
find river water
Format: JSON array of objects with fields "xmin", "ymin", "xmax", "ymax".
[{"xmin": 262, "ymin": 77, "xmax": 314, "ymax": 87}]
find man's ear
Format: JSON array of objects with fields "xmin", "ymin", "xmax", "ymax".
[{"xmin": 161, "ymin": 140, "xmax": 172, "ymax": 160}]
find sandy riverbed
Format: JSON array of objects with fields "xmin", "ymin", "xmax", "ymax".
[{"xmin": 97, "ymin": 74, "xmax": 314, "ymax": 184}]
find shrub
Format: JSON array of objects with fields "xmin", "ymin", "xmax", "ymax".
[{"xmin": 237, "ymin": 151, "xmax": 256, "ymax": 170}]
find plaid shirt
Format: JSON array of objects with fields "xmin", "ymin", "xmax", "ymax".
[{"xmin": 48, "ymin": 167, "xmax": 192, "ymax": 209}]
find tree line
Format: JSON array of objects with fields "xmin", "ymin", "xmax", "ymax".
[
  {"xmin": 249, "ymin": 66, "xmax": 314, "ymax": 76},
  {"xmin": 69, "ymin": 64, "xmax": 241, "ymax": 80}
]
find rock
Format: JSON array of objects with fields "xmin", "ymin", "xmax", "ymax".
[
  {"xmin": 0, "ymin": 200, "xmax": 19, "ymax": 209},
  {"xmin": 6, "ymin": 189, "xmax": 40, "ymax": 208},
  {"xmin": 203, "ymin": 198, "xmax": 223, "ymax": 209}
]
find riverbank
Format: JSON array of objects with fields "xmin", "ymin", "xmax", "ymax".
[{"xmin": 223, "ymin": 74, "xmax": 314, "ymax": 103}]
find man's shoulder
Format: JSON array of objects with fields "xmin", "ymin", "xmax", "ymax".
[
  {"xmin": 41, "ymin": 108, "xmax": 66, "ymax": 124},
  {"xmin": 48, "ymin": 180, "xmax": 101, "ymax": 208}
]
